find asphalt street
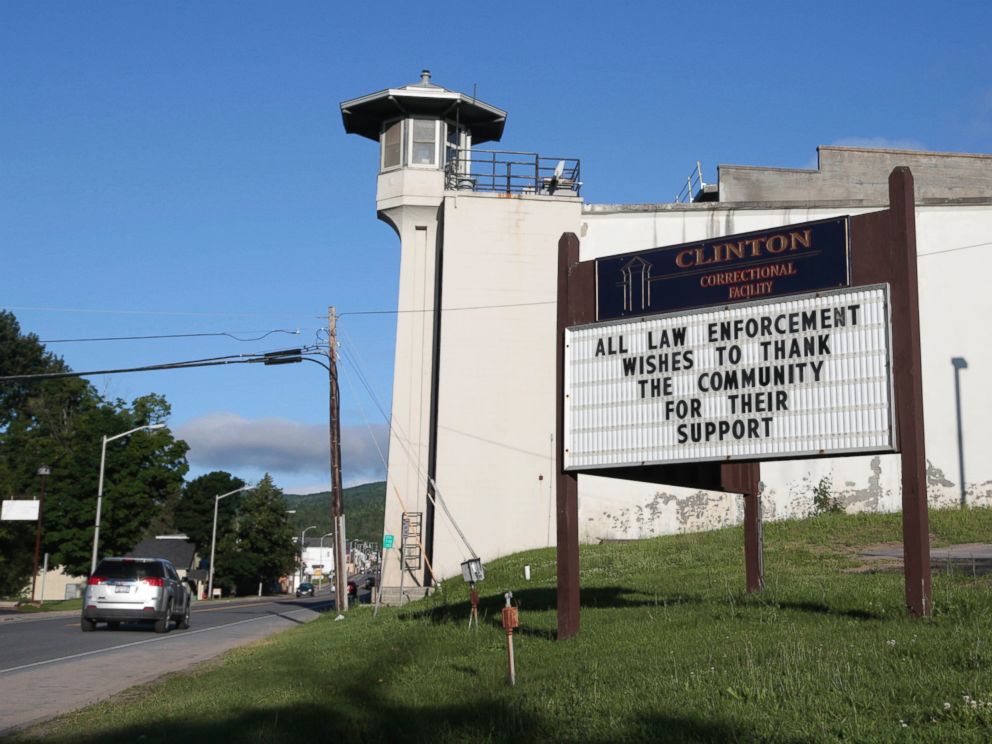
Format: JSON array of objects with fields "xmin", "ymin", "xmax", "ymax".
[{"xmin": 0, "ymin": 592, "xmax": 338, "ymax": 734}]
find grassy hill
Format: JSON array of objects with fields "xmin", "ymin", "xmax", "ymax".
[
  {"xmin": 18, "ymin": 508, "xmax": 992, "ymax": 743},
  {"xmin": 284, "ymin": 481, "xmax": 385, "ymax": 544}
]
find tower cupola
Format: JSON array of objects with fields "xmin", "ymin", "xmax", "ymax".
[{"xmin": 341, "ymin": 70, "xmax": 506, "ymax": 174}]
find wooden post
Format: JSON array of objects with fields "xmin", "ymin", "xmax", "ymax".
[
  {"xmin": 723, "ymin": 462, "xmax": 763, "ymax": 593},
  {"xmin": 850, "ymin": 168, "xmax": 932, "ymax": 617},
  {"xmin": 888, "ymin": 168, "xmax": 932, "ymax": 617},
  {"xmin": 329, "ymin": 307, "xmax": 348, "ymax": 612},
  {"xmin": 556, "ymin": 233, "xmax": 582, "ymax": 640}
]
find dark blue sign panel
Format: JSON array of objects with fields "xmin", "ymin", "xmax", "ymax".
[{"xmin": 596, "ymin": 217, "xmax": 850, "ymax": 321}]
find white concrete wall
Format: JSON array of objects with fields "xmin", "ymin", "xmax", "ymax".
[
  {"xmin": 428, "ymin": 192, "xmax": 582, "ymax": 578},
  {"xmin": 377, "ymin": 166, "xmax": 991, "ymax": 590},
  {"xmin": 376, "ymin": 167, "xmax": 445, "ymax": 592}
]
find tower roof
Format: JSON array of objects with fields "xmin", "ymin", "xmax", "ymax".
[{"xmin": 340, "ymin": 70, "xmax": 507, "ymax": 144}]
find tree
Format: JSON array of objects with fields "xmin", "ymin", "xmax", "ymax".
[
  {"xmin": 0, "ymin": 312, "xmax": 191, "ymax": 588},
  {"xmin": 216, "ymin": 474, "xmax": 296, "ymax": 596},
  {"xmin": 38, "ymin": 393, "xmax": 189, "ymax": 576},
  {"xmin": 174, "ymin": 471, "xmax": 245, "ymax": 555},
  {"xmin": 0, "ymin": 311, "xmax": 90, "ymax": 595}
]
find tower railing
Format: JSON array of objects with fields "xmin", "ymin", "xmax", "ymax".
[{"xmin": 445, "ymin": 148, "xmax": 581, "ymax": 196}]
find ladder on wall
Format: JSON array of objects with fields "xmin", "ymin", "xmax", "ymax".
[{"xmin": 401, "ymin": 512, "xmax": 423, "ymax": 573}]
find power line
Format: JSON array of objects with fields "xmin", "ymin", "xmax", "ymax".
[
  {"xmin": 919, "ymin": 239, "xmax": 992, "ymax": 257},
  {"xmin": 338, "ymin": 300, "xmax": 555, "ymax": 317},
  {"xmin": 41, "ymin": 329, "xmax": 302, "ymax": 344},
  {"xmin": 0, "ymin": 349, "xmax": 304, "ymax": 383},
  {"xmin": 6, "ymin": 305, "xmax": 296, "ymax": 319}
]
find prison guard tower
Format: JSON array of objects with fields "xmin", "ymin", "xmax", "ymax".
[{"xmin": 342, "ymin": 72, "xmax": 583, "ymax": 603}]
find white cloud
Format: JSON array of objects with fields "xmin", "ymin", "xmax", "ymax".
[{"xmin": 176, "ymin": 412, "xmax": 388, "ymax": 485}]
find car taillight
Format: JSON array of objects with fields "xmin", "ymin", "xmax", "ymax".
[
  {"xmin": 142, "ymin": 577, "xmax": 164, "ymax": 587},
  {"xmin": 87, "ymin": 576, "xmax": 105, "ymax": 585}
]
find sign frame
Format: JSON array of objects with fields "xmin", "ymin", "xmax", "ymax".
[{"xmin": 554, "ymin": 167, "xmax": 931, "ymax": 641}]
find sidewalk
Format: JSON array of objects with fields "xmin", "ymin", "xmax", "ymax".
[{"xmin": 860, "ymin": 542, "xmax": 992, "ymax": 574}]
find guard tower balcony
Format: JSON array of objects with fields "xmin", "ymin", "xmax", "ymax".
[
  {"xmin": 341, "ymin": 71, "xmax": 581, "ymax": 208},
  {"xmin": 445, "ymin": 149, "xmax": 581, "ymax": 196}
]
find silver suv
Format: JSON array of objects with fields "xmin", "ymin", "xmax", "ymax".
[{"xmin": 81, "ymin": 557, "xmax": 191, "ymax": 633}]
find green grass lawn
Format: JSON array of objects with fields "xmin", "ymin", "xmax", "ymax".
[
  {"xmin": 9, "ymin": 598, "xmax": 82, "ymax": 613},
  {"xmin": 15, "ymin": 509, "xmax": 992, "ymax": 743}
]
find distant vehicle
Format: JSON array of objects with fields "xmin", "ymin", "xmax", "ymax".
[
  {"xmin": 296, "ymin": 582, "xmax": 315, "ymax": 598},
  {"xmin": 82, "ymin": 557, "xmax": 191, "ymax": 633}
]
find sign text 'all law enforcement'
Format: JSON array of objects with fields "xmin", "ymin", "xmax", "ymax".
[{"xmin": 564, "ymin": 285, "xmax": 895, "ymax": 470}]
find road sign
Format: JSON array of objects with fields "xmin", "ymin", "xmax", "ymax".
[{"xmin": 383, "ymin": 534, "xmax": 394, "ymax": 549}]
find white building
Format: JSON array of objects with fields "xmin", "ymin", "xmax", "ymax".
[
  {"xmin": 299, "ymin": 539, "xmax": 335, "ymax": 588},
  {"xmin": 341, "ymin": 72, "xmax": 992, "ymax": 603}
]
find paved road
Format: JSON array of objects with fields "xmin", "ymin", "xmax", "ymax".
[{"xmin": 0, "ymin": 592, "xmax": 337, "ymax": 734}]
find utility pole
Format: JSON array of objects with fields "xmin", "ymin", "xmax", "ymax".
[{"xmin": 329, "ymin": 307, "xmax": 348, "ymax": 611}]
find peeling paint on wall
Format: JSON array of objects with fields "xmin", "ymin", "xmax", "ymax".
[
  {"xmin": 577, "ymin": 454, "xmax": 990, "ymax": 543},
  {"xmin": 839, "ymin": 456, "xmax": 885, "ymax": 513}
]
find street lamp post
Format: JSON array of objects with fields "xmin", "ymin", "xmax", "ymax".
[
  {"xmin": 31, "ymin": 465, "xmax": 51, "ymax": 602},
  {"xmin": 319, "ymin": 531, "xmax": 333, "ymax": 586},
  {"xmin": 90, "ymin": 424, "xmax": 165, "ymax": 575},
  {"xmin": 952, "ymin": 357, "xmax": 969, "ymax": 508},
  {"xmin": 299, "ymin": 525, "xmax": 316, "ymax": 586},
  {"xmin": 207, "ymin": 485, "xmax": 253, "ymax": 601}
]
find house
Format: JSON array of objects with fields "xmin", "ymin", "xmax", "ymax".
[{"xmin": 128, "ymin": 534, "xmax": 205, "ymax": 599}]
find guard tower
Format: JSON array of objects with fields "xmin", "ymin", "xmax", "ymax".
[{"xmin": 342, "ymin": 72, "xmax": 583, "ymax": 603}]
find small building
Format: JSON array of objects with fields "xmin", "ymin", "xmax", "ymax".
[
  {"xmin": 28, "ymin": 564, "xmax": 86, "ymax": 603},
  {"xmin": 298, "ymin": 537, "xmax": 336, "ymax": 590},
  {"xmin": 128, "ymin": 534, "xmax": 203, "ymax": 599}
]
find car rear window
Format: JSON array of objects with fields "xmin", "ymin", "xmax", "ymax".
[{"xmin": 94, "ymin": 560, "xmax": 165, "ymax": 580}]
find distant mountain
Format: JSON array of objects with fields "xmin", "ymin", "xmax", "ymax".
[{"xmin": 284, "ymin": 481, "xmax": 385, "ymax": 544}]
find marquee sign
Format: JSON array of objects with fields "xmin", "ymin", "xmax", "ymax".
[
  {"xmin": 596, "ymin": 217, "xmax": 850, "ymax": 320},
  {"xmin": 565, "ymin": 284, "xmax": 894, "ymax": 470}
]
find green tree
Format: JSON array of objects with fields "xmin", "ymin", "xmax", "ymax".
[
  {"xmin": 216, "ymin": 474, "xmax": 296, "ymax": 596},
  {"xmin": 0, "ymin": 311, "xmax": 90, "ymax": 595},
  {"xmin": 174, "ymin": 471, "xmax": 245, "ymax": 554},
  {"xmin": 39, "ymin": 393, "xmax": 189, "ymax": 575},
  {"xmin": 0, "ymin": 312, "xmax": 191, "ymax": 588}
]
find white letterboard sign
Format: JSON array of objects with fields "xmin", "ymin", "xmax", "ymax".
[{"xmin": 564, "ymin": 285, "xmax": 895, "ymax": 470}]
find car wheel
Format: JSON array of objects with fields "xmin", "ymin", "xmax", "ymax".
[
  {"xmin": 154, "ymin": 601, "xmax": 172, "ymax": 634},
  {"xmin": 81, "ymin": 616, "xmax": 96, "ymax": 632},
  {"xmin": 177, "ymin": 600, "xmax": 191, "ymax": 630}
]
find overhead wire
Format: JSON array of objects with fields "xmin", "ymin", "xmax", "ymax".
[
  {"xmin": 338, "ymin": 300, "xmax": 555, "ymax": 317},
  {"xmin": 41, "ymin": 329, "xmax": 302, "ymax": 344},
  {"xmin": 0, "ymin": 349, "xmax": 305, "ymax": 383}
]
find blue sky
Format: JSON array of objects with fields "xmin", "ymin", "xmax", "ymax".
[{"xmin": 2, "ymin": 1, "xmax": 989, "ymax": 492}]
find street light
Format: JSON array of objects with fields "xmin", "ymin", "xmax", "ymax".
[
  {"xmin": 299, "ymin": 525, "xmax": 316, "ymax": 585},
  {"xmin": 31, "ymin": 466, "xmax": 51, "ymax": 603},
  {"xmin": 90, "ymin": 424, "xmax": 166, "ymax": 575},
  {"xmin": 952, "ymin": 357, "xmax": 969, "ymax": 508},
  {"xmin": 207, "ymin": 485, "xmax": 253, "ymax": 601}
]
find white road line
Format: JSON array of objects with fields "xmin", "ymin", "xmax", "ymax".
[{"xmin": 0, "ymin": 608, "xmax": 313, "ymax": 675}]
